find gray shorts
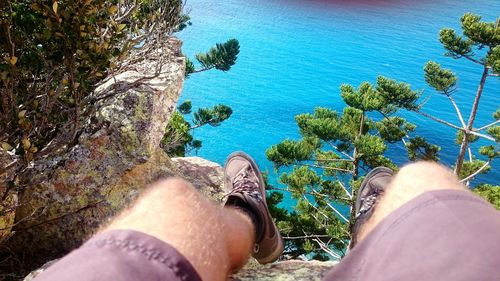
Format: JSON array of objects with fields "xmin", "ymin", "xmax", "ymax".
[
  {"xmin": 34, "ymin": 189, "xmax": 500, "ymax": 281},
  {"xmin": 324, "ymin": 189, "xmax": 500, "ymax": 281},
  {"xmin": 34, "ymin": 229, "xmax": 202, "ymax": 281}
]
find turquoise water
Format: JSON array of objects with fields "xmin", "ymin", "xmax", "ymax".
[{"xmin": 178, "ymin": 0, "xmax": 500, "ymax": 191}]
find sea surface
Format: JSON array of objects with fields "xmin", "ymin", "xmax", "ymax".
[{"xmin": 177, "ymin": 0, "xmax": 500, "ymax": 200}]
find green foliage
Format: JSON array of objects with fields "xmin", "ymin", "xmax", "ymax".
[
  {"xmin": 184, "ymin": 57, "xmax": 195, "ymax": 77},
  {"xmin": 0, "ymin": 0, "xmax": 185, "ymax": 163},
  {"xmin": 184, "ymin": 37, "xmax": 240, "ymax": 76},
  {"xmin": 266, "ymin": 75, "xmax": 430, "ymax": 258},
  {"xmin": 266, "ymin": 138, "xmax": 319, "ymax": 167},
  {"xmin": 184, "ymin": 39, "xmax": 239, "ymax": 78},
  {"xmin": 405, "ymin": 137, "xmax": 440, "ymax": 161},
  {"xmin": 193, "ymin": 104, "xmax": 232, "ymax": 127},
  {"xmin": 375, "ymin": 76, "xmax": 421, "ymax": 112},
  {"xmin": 460, "ymin": 13, "xmax": 499, "ymax": 47},
  {"xmin": 176, "ymin": 14, "xmax": 192, "ymax": 32},
  {"xmin": 177, "ymin": 100, "xmax": 192, "ymax": 114},
  {"xmin": 459, "ymin": 159, "xmax": 491, "ymax": 180},
  {"xmin": 494, "ymin": 107, "xmax": 500, "ymax": 120},
  {"xmin": 479, "ymin": 145, "xmax": 499, "ymax": 159},
  {"xmin": 487, "ymin": 126, "xmax": 500, "ymax": 142},
  {"xmin": 163, "ymin": 37, "xmax": 240, "ymax": 155},
  {"xmin": 267, "ymin": 189, "xmax": 348, "ymax": 260},
  {"xmin": 376, "ymin": 117, "xmax": 416, "ymax": 143},
  {"xmin": 487, "ymin": 46, "xmax": 500, "ymax": 74},
  {"xmin": 162, "ymin": 111, "xmax": 193, "ymax": 156},
  {"xmin": 183, "ymin": 38, "xmax": 240, "ymax": 78},
  {"xmin": 422, "ymin": 13, "xmax": 499, "ymax": 177},
  {"xmin": 424, "ymin": 61, "xmax": 457, "ymax": 93},
  {"xmin": 162, "ymin": 102, "xmax": 233, "ymax": 156},
  {"xmin": 195, "ymin": 39, "xmax": 240, "ymax": 71},
  {"xmin": 439, "ymin": 29, "xmax": 473, "ymax": 58},
  {"xmin": 456, "ymin": 130, "xmax": 479, "ymax": 144},
  {"xmin": 473, "ymin": 184, "xmax": 500, "ymax": 210}
]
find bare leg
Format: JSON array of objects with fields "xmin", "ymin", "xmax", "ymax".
[
  {"xmin": 105, "ymin": 178, "xmax": 255, "ymax": 281},
  {"xmin": 356, "ymin": 161, "xmax": 466, "ymax": 243}
]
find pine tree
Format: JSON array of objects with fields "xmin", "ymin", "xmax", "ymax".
[
  {"xmin": 162, "ymin": 39, "xmax": 240, "ymax": 156},
  {"xmin": 266, "ymin": 77, "xmax": 431, "ymax": 259},
  {"xmin": 419, "ymin": 14, "xmax": 500, "ymax": 179}
]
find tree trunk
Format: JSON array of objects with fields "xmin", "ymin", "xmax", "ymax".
[{"xmin": 454, "ymin": 66, "xmax": 489, "ymax": 175}]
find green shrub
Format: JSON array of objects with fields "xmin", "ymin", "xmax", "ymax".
[{"xmin": 0, "ymin": 0, "xmax": 184, "ymax": 163}]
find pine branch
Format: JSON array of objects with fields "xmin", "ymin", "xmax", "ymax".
[
  {"xmin": 455, "ymin": 66, "xmax": 490, "ymax": 174},
  {"xmin": 311, "ymin": 214, "xmax": 328, "ymax": 229},
  {"xmin": 323, "ymin": 140, "xmax": 355, "ymax": 161},
  {"xmin": 326, "ymin": 202, "xmax": 349, "ymax": 223},
  {"xmin": 462, "ymin": 54, "xmax": 484, "ymax": 65},
  {"xmin": 313, "ymin": 238, "xmax": 342, "ymax": 259},
  {"xmin": 304, "ymin": 195, "xmax": 330, "ymax": 222},
  {"xmin": 315, "ymin": 158, "xmax": 354, "ymax": 162},
  {"xmin": 469, "ymin": 131, "xmax": 496, "ymax": 142},
  {"xmin": 378, "ymin": 111, "xmax": 411, "ymax": 143},
  {"xmin": 415, "ymin": 111, "xmax": 462, "ymax": 130},
  {"xmin": 271, "ymin": 186, "xmax": 350, "ymax": 202},
  {"xmin": 295, "ymin": 163, "xmax": 353, "ymax": 174},
  {"xmin": 116, "ymin": 0, "xmax": 139, "ymax": 23},
  {"xmin": 476, "ymin": 119, "xmax": 500, "ymax": 131},
  {"xmin": 191, "ymin": 66, "xmax": 214, "ymax": 73},
  {"xmin": 283, "ymin": 234, "xmax": 331, "ymax": 240},
  {"xmin": 459, "ymin": 159, "xmax": 492, "ymax": 183},
  {"xmin": 446, "ymin": 93, "xmax": 467, "ymax": 127},
  {"xmin": 337, "ymin": 180, "xmax": 353, "ymax": 199}
]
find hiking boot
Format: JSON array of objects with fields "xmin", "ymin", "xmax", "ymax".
[
  {"xmin": 223, "ymin": 151, "xmax": 284, "ymax": 264},
  {"xmin": 350, "ymin": 167, "xmax": 394, "ymax": 249}
]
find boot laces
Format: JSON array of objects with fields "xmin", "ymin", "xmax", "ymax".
[
  {"xmin": 226, "ymin": 169, "xmax": 262, "ymax": 200},
  {"xmin": 358, "ymin": 194, "xmax": 377, "ymax": 215}
]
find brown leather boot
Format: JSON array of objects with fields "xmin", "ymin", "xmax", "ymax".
[{"xmin": 223, "ymin": 151, "xmax": 284, "ymax": 264}]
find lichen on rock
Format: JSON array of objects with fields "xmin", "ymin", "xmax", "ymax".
[{"xmin": 1, "ymin": 37, "xmax": 186, "ymax": 272}]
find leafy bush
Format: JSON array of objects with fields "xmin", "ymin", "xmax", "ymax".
[{"xmin": 0, "ymin": 0, "xmax": 184, "ymax": 165}]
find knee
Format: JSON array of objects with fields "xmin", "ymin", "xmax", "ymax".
[
  {"xmin": 147, "ymin": 177, "xmax": 198, "ymax": 198},
  {"xmin": 398, "ymin": 161, "xmax": 451, "ymax": 178},
  {"xmin": 392, "ymin": 161, "xmax": 464, "ymax": 191}
]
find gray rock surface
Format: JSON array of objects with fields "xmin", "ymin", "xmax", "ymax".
[
  {"xmin": 233, "ymin": 260, "xmax": 336, "ymax": 281},
  {"xmin": 172, "ymin": 156, "xmax": 226, "ymax": 201},
  {"xmin": 1, "ymin": 37, "xmax": 186, "ymax": 271}
]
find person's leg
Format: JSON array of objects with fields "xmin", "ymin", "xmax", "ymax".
[
  {"xmin": 105, "ymin": 177, "xmax": 255, "ymax": 281},
  {"xmin": 324, "ymin": 161, "xmax": 500, "ymax": 281},
  {"xmin": 355, "ymin": 161, "xmax": 466, "ymax": 248},
  {"xmin": 34, "ymin": 152, "xmax": 283, "ymax": 281}
]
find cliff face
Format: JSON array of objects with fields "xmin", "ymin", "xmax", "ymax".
[
  {"xmin": 21, "ymin": 156, "xmax": 336, "ymax": 280},
  {"xmin": 1, "ymin": 38, "xmax": 188, "ymax": 271}
]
